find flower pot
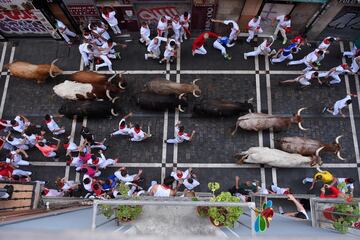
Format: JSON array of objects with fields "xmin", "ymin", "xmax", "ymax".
[
  {"xmin": 209, "ymin": 217, "xmax": 224, "ymax": 227},
  {"xmin": 196, "ymin": 206, "xmax": 209, "ymax": 217}
]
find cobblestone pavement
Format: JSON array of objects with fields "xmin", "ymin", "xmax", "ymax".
[{"xmin": 0, "ymin": 34, "xmax": 359, "ymax": 196}]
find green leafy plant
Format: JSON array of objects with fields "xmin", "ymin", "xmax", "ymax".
[
  {"xmin": 99, "ymin": 183, "xmax": 142, "ymax": 222},
  {"xmin": 331, "ymin": 203, "xmax": 359, "ymax": 234},
  {"xmin": 208, "ymin": 182, "xmax": 220, "ymax": 196}
]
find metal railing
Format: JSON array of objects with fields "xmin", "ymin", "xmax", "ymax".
[
  {"xmin": 91, "ymin": 198, "xmax": 256, "ymax": 235},
  {"xmin": 310, "ymin": 197, "xmax": 360, "ymax": 236}
]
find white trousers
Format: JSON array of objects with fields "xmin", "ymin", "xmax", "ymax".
[
  {"xmin": 319, "ymin": 72, "xmax": 341, "ymax": 84},
  {"xmin": 229, "ymin": 30, "xmax": 238, "ymax": 42},
  {"xmin": 274, "ymin": 26, "xmax": 287, "ymax": 41},
  {"xmin": 96, "ymin": 55, "xmax": 113, "ymax": 71},
  {"xmin": 173, "ymin": 29, "xmax": 181, "ymax": 42},
  {"xmin": 99, "ymin": 159, "xmax": 116, "ymax": 169},
  {"xmin": 13, "ymin": 169, "xmax": 32, "ymax": 176},
  {"xmin": 244, "ymin": 47, "xmax": 262, "ymax": 57},
  {"xmin": 288, "ymin": 58, "xmax": 313, "ymax": 72},
  {"xmin": 194, "ymin": 46, "xmax": 207, "ymax": 55},
  {"xmin": 343, "ymin": 46, "xmax": 357, "ymax": 58},
  {"xmin": 351, "ymin": 59, "xmax": 359, "ymax": 73},
  {"xmin": 213, "ymin": 41, "xmax": 226, "ymax": 55},
  {"xmin": 110, "ymin": 24, "xmax": 121, "ymax": 34},
  {"xmin": 80, "ymin": 51, "xmax": 92, "ymax": 66},
  {"xmin": 247, "ymin": 28, "xmax": 263, "ymax": 42},
  {"xmin": 140, "ymin": 34, "xmax": 151, "ymax": 45},
  {"xmin": 271, "ymin": 53, "xmax": 293, "ymax": 63},
  {"xmin": 166, "ymin": 138, "xmax": 183, "ymax": 144},
  {"xmin": 147, "ymin": 48, "xmax": 161, "ymax": 59},
  {"xmin": 61, "ymin": 28, "xmax": 76, "ymax": 43}
]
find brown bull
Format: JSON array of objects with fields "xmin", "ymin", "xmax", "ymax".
[
  {"xmin": 144, "ymin": 78, "xmax": 201, "ymax": 97},
  {"xmin": 277, "ymin": 135, "xmax": 345, "ymax": 160},
  {"xmin": 232, "ymin": 108, "xmax": 308, "ymax": 135},
  {"xmin": 4, "ymin": 59, "xmax": 63, "ymax": 84},
  {"xmin": 70, "ymin": 71, "xmax": 127, "ymax": 89}
]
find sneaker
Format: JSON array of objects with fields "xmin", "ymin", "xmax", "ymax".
[
  {"xmin": 115, "ymin": 52, "xmax": 121, "ymax": 59},
  {"xmin": 278, "ymin": 206, "xmax": 284, "ymax": 214},
  {"xmin": 270, "ymin": 59, "xmax": 274, "ymax": 65},
  {"xmin": 224, "ymin": 54, "xmax": 231, "ymax": 60},
  {"xmin": 145, "ymin": 54, "xmax": 148, "ymax": 60},
  {"xmin": 244, "ymin": 54, "xmax": 247, "ymax": 60},
  {"xmin": 322, "ymin": 107, "xmax": 328, "ymax": 113},
  {"xmin": 95, "ymin": 65, "xmax": 100, "ymax": 71},
  {"xmin": 159, "ymin": 60, "xmax": 164, "ymax": 64},
  {"xmin": 282, "ymin": 39, "xmax": 287, "ymax": 45}
]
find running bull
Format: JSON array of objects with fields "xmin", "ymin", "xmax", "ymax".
[
  {"xmin": 70, "ymin": 71, "xmax": 127, "ymax": 89},
  {"xmin": 232, "ymin": 108, "xmax": 308, "ymax": 135},
  {"xmin": 53, "ymin": 80, "xmax": 123, "ymax": 100},
  {"xmin": 144, "ymin": 79, "xmax": 201, "ymax": 97},
  {"xmin": 276, "ymin": 135, "xmax": 345, "ymax": 160},
  {"xmin": 135, "ymin": 92, "xmax": 188, "ymax": 112},
  {"xmin": 58, "ymin": 98, "xmax": 121, "ymax": 118},
  {"xmin": 4, "ymin": 59, "xmax": 63, "ymax": 84},
  {"xmin": 193, "ymin": 98, "xmax": 254, "ymax": 117},
  {"xmin": 235, "ymin": 146, "xmax": 324, "ymax": 167}
]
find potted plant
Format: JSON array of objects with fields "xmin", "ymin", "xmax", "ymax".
[
  {"xmin": 99, "ymin": 182, "xmax": 142, "ymax": 223},
  {"xmin": 323, "ymin": 203, "xmax": 359, "ymax": 234}
]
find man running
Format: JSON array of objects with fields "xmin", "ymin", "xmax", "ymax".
[
  {"xmin": 192, "ymin": 32, "xmax": 219, "ymax": 56},
  {"xmin": 322, "ymin": 94, "xmax": 357, "ymax": 118},
  {"xmin": 211, "ymin": 18, "xmax": 240, "ymax": 44}
]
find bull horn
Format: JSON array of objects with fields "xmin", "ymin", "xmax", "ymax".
[
  {"xmin": 335, "ymin": 135, "xmax": 343, "ymax": 144},
  {"xmin": 336, "ymin": 151, "xmax": 346, "ymax": 161},
  {"xmin": 192, "ymin": 90, "xmax": 201, "ymax": 97},
  {"xmin": 118, "ymin": 81, "xmax": 126, "ymax": 90},
  {"xmin": 192, "ymin": 79, "xmax": 200, "ymax": 85},
  {"xmin": 107, "ymin": 72, "xmax": 117, "ymax": 82},
  {"xmin": 315, "ymin": 146, "xmax": 325, "ymax": 156},
  {"xmin": 111, "ymin": 108, "xmax": 119, "ymax": 117},
  {"xmin": 298, "ymin": 122, "xmax": 308, "ymax": 131},
  {"xmin": 49, "ymin": 58, "xmax": 59, "ymax": 78},
  {"xmin": 296, "ymin": 107, "xmax": 307, "ymax": 116},
  {"xmin": 111, "ymin": 97, "xmax": 119, "ymax": 104},
  {"xmin": 178, "ymin": 104, "xmax": 185, "ymax": 112},
  {"xmin": 106, "ymin": 90, "xmax": 113, "ymax": 100},
  {"xmin": 178, "ymin": 93, "xmax": 185, "ymax": 99},
  {"xmin": 247, "ymin": 98, "xmax": 254, "ymax": 103}
]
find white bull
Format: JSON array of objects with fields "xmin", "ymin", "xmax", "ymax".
[
  {"xmin": 53, "ymin": 80, "xmax": 112, "ymax": 100},
  {"xmin": 235, "ymin": 147, "xmax": 324, "ymax": 168}
]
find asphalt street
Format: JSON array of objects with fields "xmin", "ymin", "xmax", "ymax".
[{"xmin": 0, "ymin": 33, "xmax": 359, "ymax": 196}]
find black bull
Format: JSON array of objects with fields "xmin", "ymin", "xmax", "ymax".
[
  {"xmin": 193, "ymin": 99, "xmax": 254, "ymax": 117},
  {"xmin": 58, "ymin": 99, "xmax": 121, "ymax": 118},
  {"xmin": 135, "ymin": 92, "xmax": 188, "ymax": 112}
]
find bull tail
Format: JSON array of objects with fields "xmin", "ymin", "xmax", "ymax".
[
  {"xmin": 231, "ymin": 123, "xmax": 239, "ymax": 136},
  {"xmin": 49, "ymin": 58, "xmax": 61, "ymax": 78}
]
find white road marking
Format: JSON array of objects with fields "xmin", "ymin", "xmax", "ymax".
[
  {"xmin": 265, "ymin": 55, "xmax": 277, "ymax": 186},
  {"xmin": 254, "ymin": 51, "xmax": 266, "ymax": 189},
  {"xmin": 0, "ymin": 42, "xmax": 8, "ymax": 72},
  {"xmin": 173, "ymin": 44, "xmax": 181, "ymax": 172},
  {"xmin": 340, "ymin": 41, "xmax": 360, "ymax": 184},
  {"xmin": 0, "ymin": 46, "xmax": 15, "ymax": 119},
  {"xmin": 113, "ymin": 225, "xmax": 124, "ymax": 232},
  {"xmin": 226, "ymin": 226, "xmax": 240, "ymax": 238},
  {"xmin": 64, "ymin": 116, "xmax": 77, "ymax": 181}
]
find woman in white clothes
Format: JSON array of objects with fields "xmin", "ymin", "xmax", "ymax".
[{"xmin": 101, "ymin": 7, "xmax": 121, "ymax": 34}]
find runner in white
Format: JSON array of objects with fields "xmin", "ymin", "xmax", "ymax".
[
  {"xmin": 273, "ymin": 14, "xmax": 291, "ymax": 44},
  {"xmin": 139, "ymin": 22, "xmax": 151, "ymax": 45},
  {"xmin": 55, "ymin": 19, "xmax": 77, "ymax": 44},
  {"xmin": 279, "ymin": 71, "xmax": 320, "ymax": 87},
  {"xmin": 246, "ymin": 15, "xmax": 263, "ymax": 43},
  {"xmin": 157, "ymin": 16, "xmax": 171, "ymax": 37},
  {"xmin": 44, "ymin": 114, "xmax": 65, "ymax": 135},
  {"xmin": 171, "ymin": 15, "xmax": 182, "ymax": 42},
  {"xmin": 110, "ymin": 112, "xmax": 133, "ymax": 137},
  {"xmin": 318, "ymin": 37, "xmax": 338, "ymax": 51},
  {"xmin": 11, "ymin": 115, "xmax": 30, "ymax": 133},
  {"xmin": 213, "ymin": 36, "xmax": 234, "ymax": 60},
  {"xmin": 288, "ymin": 49, "xmax": 324, "ymax": 72},
  {"xmin": 244, "ymin": 37, "xmax": 276, "ymax": 59},
  {"xmin": 129, "ymin": 124, "xmax": 151, "ymax": 142},
  {"xmin": 183, "ymin": 178, "xmax": 200, "ymax": 191},
  {"xmin": 114, "ymin": 167, "xmax": 142, "ymax": 183},
  {"xmin": 350, "ymin": 55, "xmax": 360, "ymax": 73},
  {"xmin": 318, "ymin": 63, "xmax": 351, "ymax": 85},
  {"xmin": 271, "ymin": 42, "xmax": 299, "ymax": 64},
  {"xmin": 165, "ymin": 122, "xmax": 195, "ymax": 144},
  {"xmin": 159, "ymin": 39, "xmax": 179, "ymax": 64},
  {"xmin": 78, "ymin": 42, "xmax": 94, "ymax": 67},
  {"xmin": 6, "ymin": 149, "xmax": 30, "ymax": 167},
  {"xmin": 145, "ymin": 36, "xmax": 168, "ymax": 60},
  {"xmin": 101, "ymin": 7, "xmax": 121, "ymax": 34},
  {"xmin": 323, "ymin": 94, "xmax": 357, "ymax": 117},
  {"xmin": 180, "ymin": 12, "xmax": 191, "ymax": 41},
  {"xmin": 211, "ymin": 18, "xmax": 240, "ymax": 43}
]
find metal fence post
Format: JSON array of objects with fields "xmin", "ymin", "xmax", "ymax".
[
  {"xmin": 91, "ymin": 201, "xmax": 98, "ymax": 231},
  {"xmin": 248, "ymin": 202, "xmax": 256, "ymax": 236}
]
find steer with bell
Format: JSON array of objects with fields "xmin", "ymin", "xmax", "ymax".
[
  {"xmin": 276, "ymin": 135, "xmax": 345, "ymax": 160},
  {"xmin": 135, "ymin": 92, "xmax": 188, "ymax": 112},
  {"xmin": 235, "ymin": 146, "xmax": 324, "ymax": 168},
  {"xmin": 232, "ymin": 108, "xmax": 308, "ymax": 135},
  {"xmin": 70, "ymin": 71, "xmax": 127, "ymax": 89}
]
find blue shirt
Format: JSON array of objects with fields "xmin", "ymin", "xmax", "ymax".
[
  {"xmin": 217, "ymin": 36, "xmax": 230, "ymax": 45},
  {"xmin": 102, "ymin": 175, "xmax": 117, "ymax": 190},
  {"xmin": 283, "ymin": 43, "xmax": 297, "ymax": 57}
]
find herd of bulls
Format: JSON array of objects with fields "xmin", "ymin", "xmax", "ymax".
[{"xmin": 5, "ymin": 59, "xmax": 346, "ymax": 168}]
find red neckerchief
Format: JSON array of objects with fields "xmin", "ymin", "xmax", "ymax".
[
  {"xmin": 119, "ymin": 124, "xmax": 125, "ymax": 129},
  {"xmin": 134, "ymin": 127, "xmax": 141, "ymax": 134},
  {"xmin": 162, "ymin": 184, "xmax": 171, "ymax": 190},
  {"xmin": 92, "ymin": 158, "xmax": 99, "ymax": 165},
  {"xmin": 178, "ymin": 131, "xmax": 184, "ymax": 136},
  {"xmin": 323, "ymin": 39, "xmax": 330, "ymax": 45},
  {"xmin": 177, "ymin": 172, "xmax": 183, "ymax": 179},
  {"xmin": 341, "ymin": 63, "xmax": 347, "ymax": 69},
  {"xmin": 63, "ymin": 143, "xmax": 69, "ymax": 149},
  {"xmin": 43, "ymin": 188, "xmax": 49, "ymax": 195},
  {"xmin": 105, "ymin": 12, "xmax": 110, "ymax": 18},
  {"xmin": 44, "ymin": 119, "xmax": 51, "ymax": 124}
]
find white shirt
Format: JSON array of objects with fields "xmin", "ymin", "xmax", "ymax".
[
  {"xmin": 102, "ymin": 11, "xmax": 118, "ymax": 26},
  {"xmin": 172, "ymin": 20, "xmax": 181, "ymax": 31},
  {"xmin": 304, "ymin": 71, "xmax": 316, "ymax": 80},
  {"xmin": 174, "ymin": 127, "xmax": 190, "ymax": 143},
  {"xmin": 83, "ymin": 174, "xmax": 93, "ymax": 192},
  {"xmin": 334, "ymin": 95, "xmax": 351, "ymax": 112},
  {"xmin": 13, "ymin": 116, "xmax": 27, "ymax": 133},
  {"xmin": 100, "ymin": 41, "xmax": 116, "ymax": 55},
  {"xmin": 157, "ymin": 16, "xmax": 171, "ymax": 31},
  {"xmin": 66, "ymin": 142, "xmax": 78, "ymax": 152},
  {"xmin": 23, "ymin": 133, "xmax": 36, "ymax": 146},
  {"xmin": 147, "ymin": 37, "xmax": 167, "ymax": 52},
  {"xmin": 79, "ymin": 43, "xmax": 92, "ymax": 54},
  {"xmin": 248, "ymin": 17, "xmax": 261, "ymax": 30},
  {"xmin": 318, "ymin": 37, "xmax": 337, "ymax": 50},
  {"xmin": 183, "ymin": 178, "xmax": 200, "ymax": 190},
  {"xmin": 224, "ymin": 20, "xmax": 239, "ymax": 31},
  {"xmin": 140, "ymin": 26, "xmax": 150, "ymax": 37},
  {"xmin": 62, "ymin": 180, "xmax": 75, "ymax": 191},
  {"xmin": 304, "ymin": 51, "xmax": 319, "ymax": 64},
  {"xmin": 276, "ymin": 15, "xmax": 291, "ymax": 28},
  {"xmin": 95, "ymin": 26, "xmax": 110, "ymax": 40},
  {"xmin": 180, "ymin": 14, "xmax": 191, "ymax": 27},
  {"xmin": 330, "ymin": 65, "xmax": 348, "ymax": 76},
  {"xmin": 129, "ymin": 128, "xmax": 145, "ymax": 141},
  {"xmin": 7, "ymin": 137, "xmax": 24, "ymax": 146},
  {"xmin": 45, "ymin": 189, "xmax": 64, "ymax": 197},
  {"xmin": 56, "ymin": 20, "xmax": 66, "ymax": 30},
  {"xmin": 116, "ymin": 119, "xmax": 130, "ymax": 135},
  {"xmin": 114, "ymin": 171, "xmax": 135, "ymax": 183},
  {"xmin": 46, "ymin": 116, "xmax": 60, "ymax": 132},
  {"xmin": 258, "ymin": 40, "xmax": 270, "ymax": 51}
]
